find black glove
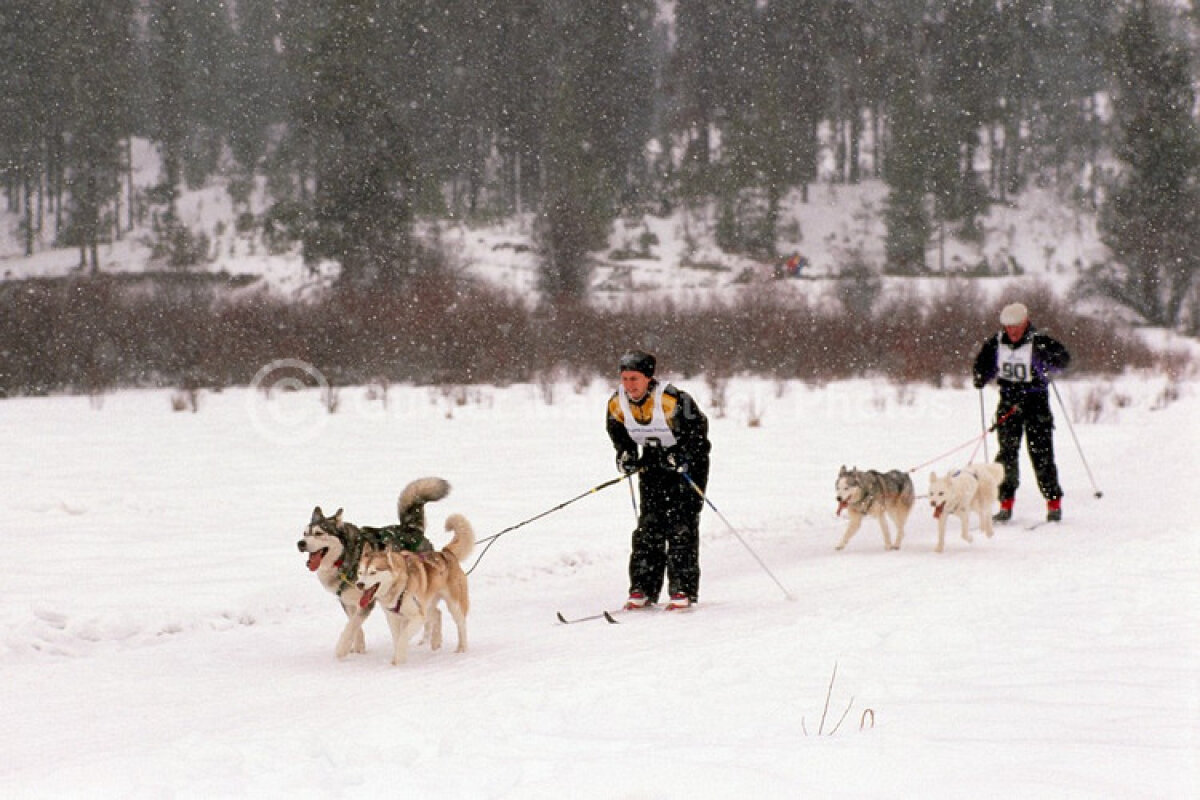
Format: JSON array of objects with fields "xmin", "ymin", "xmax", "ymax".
[
  {"xmin": 973, "ymin": 376, "xmax": 986, "ymax": 389},
  {"xmin": 616, "ymin": 450, "xmax": 639, "ymax": 475}
]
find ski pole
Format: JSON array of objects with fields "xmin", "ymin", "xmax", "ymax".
[
  {"xmin": 627, "ymin": 477, "xmax": 639, "ymax": 519},
  {"xmin": 682, "ymin": 472, "xmax": 795, "ymax": 601},
  {"xmin": 978, "ymin": 389, "xmax": 990, "ymax": 462},
  {"xmin": 1050, "ymin": 381, "xmax": 1104, "ymax": 499},
  {"xmin": 465, "ymin": 472, "xmax": 636, "ymax": 575}
]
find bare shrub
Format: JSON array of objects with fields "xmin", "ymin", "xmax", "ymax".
[
  {"xmin": 0, "ymin": 272, "xmax": 1189, "ymax": 398},
  {"xmin": 322, "ymin": 383, "xmax": 340, "ymax": 414},
  {"xmin": 1072, "ymin": 384, "xmax": 1110, "ymax": 423},
  {"xmin": 1151, "ymin": 380, "xmax": 1181, "ymax": 411},
  {"xmin": 745, "ymin": 392, "xmax": 765, "ymax": 428},
  {"xmin": 170, "ymin": 387, "xmax": 200, "ymax": 413},
  {"xmin": 706, "ymin": 371, "xmax": 729, "ymax": 419},
  {"xmin": 915, "ymin": 281, "xmax": 994, "ymax": 386},
  {"xmin": 832, "ymin": 256, "xmax": 882, "ymax": 319},
  {"xmin": 365, "ymin": 376, "xmax": 389, "ymax": 409},
  {"xmin": 801, "ymin": 662, "xmax": 876, "ymax": 738}
]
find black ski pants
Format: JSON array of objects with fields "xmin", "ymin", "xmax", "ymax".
[
  {"xmin": 995, "ymin": 392, "xmax": 1062, "ymax": 503},
  {"xmin": 629, "ymin": 470, "xmax": 703, "ymax": 603}
]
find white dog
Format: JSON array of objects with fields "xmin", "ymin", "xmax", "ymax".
[{"xmin": 928, "ymin": 463, "xmax": 1005, "ymax": 553}]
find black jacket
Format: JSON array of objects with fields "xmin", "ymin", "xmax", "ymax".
[
  {"xmin": 606, "ymin": 380, "xmax": 711, "ymax": 488},
  {"xmin": 973, "ymin": 324, "xmax": 1070, "ymax": 404}
]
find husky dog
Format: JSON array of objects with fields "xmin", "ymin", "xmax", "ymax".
[
  {"xmin": 928, "ymin": 463, "xmax": 1005, "ymax": 553},
  {"xmin": 296, "ymin": 477, "xmax": 450, "ymax": 659},
  {"xmin": 835, "ymin": 465, "xmax": 916, "ymax": 554},
  {"xmin": 356, "ymin": 513, "xmax": 474, "ymax": 666},
  {"xmin": 835, "ymin": 466, "xmax": 915, "ymax": 551}
]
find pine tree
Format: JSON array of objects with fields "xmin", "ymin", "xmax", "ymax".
[
  {"xmin": 926, "ymin": 0, "xmax": 995, "ymax": 236},
  {"xmin": 227, "ymin": 2, "xmax": 287, "ymax": 178},
  {"xmin": 882, "ymin": 3, "xmax": 931, "ymax": 274},
  {"xmin": 1097, "ymin": 1, "xmax": 1200, "ymax": 327},
  {"xmin": 62, "ymin": 0, "xmax": 135, "ymax": 272},
  {"xmin": 0, "ymin": 1, "xmax": 55, "ymax": 255},
  {"xmin": 884, "ymin": 78, "xmax": 932, "ymax": 274},
  {"xmin": 145, "ymin": 0, "xmax": 188, "ymax": 221},
  {"xmin": 535, "ymin": 0, "xmax": 656, "ymax": 301},
  {"xmin": 669, "ymin": 0, "xmax": 757, "ymax": 198},
  {"xmin": 285, "ymin": 0, "xmax": 420, "ymax": 289}
]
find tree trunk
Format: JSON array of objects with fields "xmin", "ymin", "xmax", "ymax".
[
  {"xmin": 848, "ymin": 105, "xmax": 861, "ymax": 185},
  {"xmin": 126, "ymin": 137, "xmax": 135, "ymax": 234},
  {"xmin": 23, "ymin": 170, "xmax": 34, "ymax": 256}
]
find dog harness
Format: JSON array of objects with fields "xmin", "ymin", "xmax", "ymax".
[
  {"xmin": 335, "ymin": 525, "xmax": 433, "ymax": 593},
  {"xmin": 935, "ymin": 469, "xmax": 978, "ymax": 515},
  {"xmin": 618, "ymin": 383, "xmax": 677, "ymax": 449},
  {"xmin": 387, "ymin": 554, "xmax": 432, "ymax": 615},
  {"xmin": 847, "ymin": 490, "xmax": 876, "ymax": 515}
]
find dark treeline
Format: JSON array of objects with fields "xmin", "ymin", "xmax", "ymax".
[{"xmin": 0, "ymin": 1, "xmax": 1197, "ymax": 364}]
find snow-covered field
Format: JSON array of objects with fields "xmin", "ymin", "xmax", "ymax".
[{"xmin": 2, "ymin": 373, "xmax": 1196, "ymax": 798}]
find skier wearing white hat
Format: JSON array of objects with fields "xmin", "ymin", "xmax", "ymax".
[{"xmin": 973, "ymin": 303, "xmax": 1072, "ymax": 523}]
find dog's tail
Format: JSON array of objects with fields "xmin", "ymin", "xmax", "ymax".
[
  {"xmin": 442, "ymin": 513, "xmax": 475, "ymax": 563},
  {"xmin": 980, "ymin": 463, "xmax": 1005, "ymax": 501},
  {"xmin": 397, "ymin": 477, "xmax": 451, "ymax": 531}
]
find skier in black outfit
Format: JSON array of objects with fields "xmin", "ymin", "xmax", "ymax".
[
  {"xmin": 606, "ymin": 350, "xmax": 711, "ymax": 611},
  {"xmin": 973, "ymin": 303, "xmax": 1071, "ymax": 523}
]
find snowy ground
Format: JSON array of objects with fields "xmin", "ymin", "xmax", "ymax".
[{"xmin": 1, "ymin": 373, "xmax": 1196, "ymax": 798}]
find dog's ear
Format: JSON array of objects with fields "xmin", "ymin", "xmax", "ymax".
[
  {"xmin": 311, "ymin": 507, "xmax": 324, "ymax": 524},
  {"xmin": 332, "ymin": 508, "xmax": 344, "ymax": 525}
]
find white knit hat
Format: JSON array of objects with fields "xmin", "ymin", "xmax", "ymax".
[{"xmin": 1000, "ymin": 303, "xmax": 1028, "ymax": 326}]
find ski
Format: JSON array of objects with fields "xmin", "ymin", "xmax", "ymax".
[
  {"xmin": 557, "ymin": 604, "xmax": 696, "ymax": 624},
  {"xmin": 556, "ymin": 610, "xmax": 621, "ymax": 625}
]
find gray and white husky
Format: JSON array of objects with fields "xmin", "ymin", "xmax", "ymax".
[
  {"xmin": 296, "ymin": 477, "xmax": 450, "ymax": 659},
  {"xmin": 835, "ymin": 466, "xmax": 916, "ymax": 551}
]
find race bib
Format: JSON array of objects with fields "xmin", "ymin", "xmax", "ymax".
[
  {"xmin": 618, "ymin": 384, "xmax": 678, "ymax": 448},
  {"xmin": 997, "ymin": 341, "xmax": 1034, "ymax": 383}
]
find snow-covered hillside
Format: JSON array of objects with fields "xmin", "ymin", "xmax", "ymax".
[{"xmin": 1, "ymin": 140, "xmax": 1105, "ymax": 308}]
